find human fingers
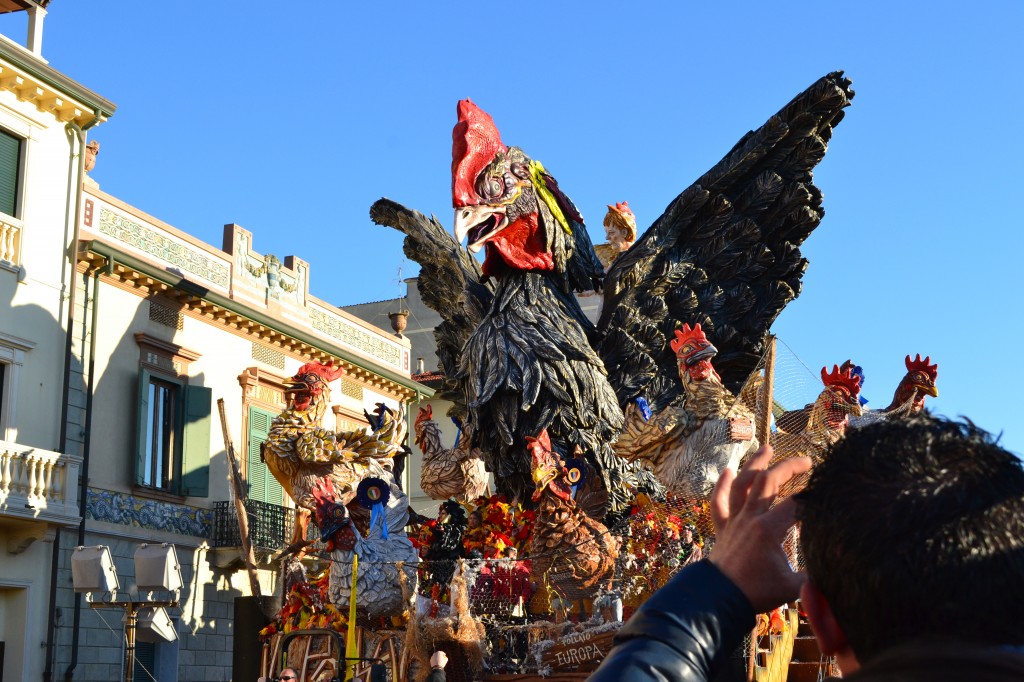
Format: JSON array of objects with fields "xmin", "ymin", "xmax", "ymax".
[
  {"xmin": 744, "ymin": 456, "xmax": 812, "ymax": 516},
  {"xmin": 729, "ymin": 445, "xmax": 775, "ymax": 515},
  {"xmin": 758, "ymin": 496, "xmax": 801, "ymax": 538},
  {"xmin": 711, "ymin": 465, "xmax": 737, "ymax": 530}
]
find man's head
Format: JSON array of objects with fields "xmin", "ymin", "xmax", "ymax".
[
  {"xmin": 797, "ymin": 416, "xmax": 1024, "ymax": 665},
  {"xmin": 278, "ymin": 669, "xmax": 298, "ymax": 682}
]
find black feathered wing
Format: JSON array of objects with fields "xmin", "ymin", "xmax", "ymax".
[
  {"xmin": 369, "ymin": 199, "xmax": 494, "ymax": 421},
  {"xmin": 598, "ymin": 71, "xmax": 855, "ymax": 409}
]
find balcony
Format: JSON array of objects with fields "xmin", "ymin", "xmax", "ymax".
[
  {"xmin": 210, "ymin": 498, "xmax": 325, "ymax": 568},
  {"xmin": 0, "ymin": 440, "xmax": 82, "ymax": 552},
  {"xmin": 0, "ymin": 218, "xmax": 22, "ymax": 269},
  {"xmin": 212, "ymin": 498, "xmax": 297, "ymax": 551}
]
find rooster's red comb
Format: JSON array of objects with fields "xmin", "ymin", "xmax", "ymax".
[
  {"xmin": 452, "ymin": 99, "xmax": 507, "ymax": 208},
  {"xmin": 525, "ymin": 429, "xmax": 553, "ymax": 456},
  {"xmin": 821, "ymin": 364, "xmax": 862, "ymax": 394},
  {"xmin": 905, "ymin": 354, "xmax": 938, "ymax": 381},
  {"xmin": 294, "ymin": 360, "xmax": 344, "ymax": 383},
  {"xmin": 670, "ymin": 323, "xmax": 709, "ymax": 356}
]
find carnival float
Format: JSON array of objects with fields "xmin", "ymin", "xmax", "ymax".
[{"xmin": 240, "ymin": 72, "xmax": 941, "ymax": 681}]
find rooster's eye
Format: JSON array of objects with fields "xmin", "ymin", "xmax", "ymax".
[{"xmin": 483, "ymin": 178, "xmax": 503, "ymax": 199}]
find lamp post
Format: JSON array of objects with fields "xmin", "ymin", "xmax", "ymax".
[{"xmin": 71, "ymin": 543, "xmax": 183, "ymax": 682}]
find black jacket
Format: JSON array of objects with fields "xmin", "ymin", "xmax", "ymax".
[
  {"xmin": 589, "ymin": 561, "xmax": 1024, "ymax": 682},
  {"xmin": 588, "ymin": 560, "xmax": 755, "ymax": 682}
]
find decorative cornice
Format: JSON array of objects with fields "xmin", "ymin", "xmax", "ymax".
[
  {"xmin": 79, "ymin": 245, "xmax": 431, "ymax": 402},
  {"xmin": 0, "ymin": 36, "xmax": 115, "ymax": 125}
]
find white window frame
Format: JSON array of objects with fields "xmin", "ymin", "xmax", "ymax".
[{"xmin": 0, "ymin": 330, "xmax": 34, "ymax": 442}]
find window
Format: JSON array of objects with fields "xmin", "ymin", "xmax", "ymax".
[
  {"xmin": 139, "ymin": 374, "xmax": 179, "ymax": 490},
  {"xmin": 134, "ymin": 367, "xmax": 212, "ymax": 498},
  {"xmin": 0, "ymin": 331, "xmax": 33, "ymax": 441},
  {"xmin": 0, "ymin": 128, "xmax": 22, "ymax": 218},
  {"xmin": 134, "ymin": 334, "xmax": 208, "ymax": 498}
]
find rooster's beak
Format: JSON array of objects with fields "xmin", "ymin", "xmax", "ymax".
[
  {"xmin": 917, "ymin": 383, "xmax": 939, "ymax": 398},
  {"xmin": 686, "ymin": 344, "xmax": 718, "ymax": 366},
  {"xmin": 455, "ymin": 204, "xmax": 508, "ymax": 253}
]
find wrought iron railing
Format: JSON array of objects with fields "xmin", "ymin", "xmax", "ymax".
[{"xmin": 211, "ymin": 498, "xmax": 296, "ymax": 550}]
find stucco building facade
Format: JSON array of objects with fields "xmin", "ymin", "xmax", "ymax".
[{"xmin": 0, "ymin": 4, "xmax": 430, "ymax": 680}]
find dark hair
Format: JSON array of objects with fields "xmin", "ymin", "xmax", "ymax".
[{"xmin": 797, "ymin": 415, "xmax": 1024, "ymax": 660}]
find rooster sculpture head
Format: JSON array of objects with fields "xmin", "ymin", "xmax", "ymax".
[
  {"xmin": 286, "ymin": 361, "xmax": 344, "ymax": 411},
  {"xmin": 527, "ymin": 429, "xmax": 572, "ymax": 502},
  {"xmin": 820, "ymin": 364, "xmax": 864, "ymax": 427},
  {"xmin": 894, "ymin": 354, "xmax": 939, "ymax": 413},
  {"xmin": 451, "ymin": 99, "xmax": 582, "ymax": 277},
  {"xmin": 671, "ymin": 323, "xmax": 721, "ymax": 384}
]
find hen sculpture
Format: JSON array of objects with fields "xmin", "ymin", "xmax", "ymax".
[
  {"xmin": 371, "ymin": 72, "xmax": 854, "ymax": 516},
  {"xmin": 614, "ymin": 323, "xmax": 759, "ymax": 497},
  {"xmin": 414, "ymin": 405, "xmax": 489, "ymax": 502},
  {"xmin": 324, "ymin": 473, "xmax": 419, "ymax": 620},
  {"xmin": 527, "ymin": 429, "xmax": 617, "ymax": 603},
  {"xmin": 263, "ymin": 361, "xmax": 406, "ymax": 544},
  {"xmin": 775, "ymin": 363, "xmax": 863, "ymax": 463}
]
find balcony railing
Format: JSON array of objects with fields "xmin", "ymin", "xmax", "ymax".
[
  {"xmin": 0, "ymin": 440, "xmax": 81, "ymax": 523},
  {"xmin": 0, "ymin": 219, "xmax": 21, "ymax": 266},
  {"xmin": 212, "ymin": 498, "xmax": 298, "ymax": 550}
]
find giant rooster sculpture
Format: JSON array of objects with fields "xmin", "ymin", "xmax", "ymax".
[
  {"xmin": 371, "ymin": 72, "xmax": 854, "ymax": 515},
  {"xmin": 263, "ymin": 361, "xmax": 406, "ymax": 544}
]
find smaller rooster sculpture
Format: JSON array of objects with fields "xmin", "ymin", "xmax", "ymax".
[
  {"xmin": 414, "ymin": 405, "xmax": 489, "ymax": 502},
  {"xmin": 880, "ymin": 354, "xmax": 939, "ymax": 418},
  {"xmin": 614, "ymin": 323, "xmax": 759, "ymax": 498},
  {"xmin": 528, "ymin": 429, "xmax": 617, "ymax": 606},
  {"xmin": 775, "ymin": 364, "xmax": 863, "ymax": 464},
  {"xmin": 263, "ymin": 361, "xmax": 406, "ymax": 545}
]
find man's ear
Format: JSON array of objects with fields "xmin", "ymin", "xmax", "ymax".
[{"xmin": 800, "ymin": 581, "xmax": 859, "ymax": 674}]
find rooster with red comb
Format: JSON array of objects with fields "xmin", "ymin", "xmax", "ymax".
[
  {"xmin": 263, "ymin": 360, "xmax": 406, "ymax": 546},
  {"xmin": 372, "ymin": 73, "xmax": 855, "ymax": 517}
]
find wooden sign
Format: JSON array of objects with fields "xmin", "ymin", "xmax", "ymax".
[{"xmin": 540, "ymin": 628, "xmax": 617, "ymax": 672}]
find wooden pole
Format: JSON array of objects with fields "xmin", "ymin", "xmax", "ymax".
[
  {"xmin": 218, "ymin": 398, "xmax": 263, "ymax": 600},
  {"xmin": 757, "ymin": 335, "xmax": 777, "ymax": 448},
  {"xmin": 750, "ymin": 335, "xmax": 777, "ymax": 682}
]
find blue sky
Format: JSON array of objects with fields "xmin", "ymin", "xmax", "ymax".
[{"xmin": 13, "ymin": 2, "xmax": 1023, "ymax": 453}]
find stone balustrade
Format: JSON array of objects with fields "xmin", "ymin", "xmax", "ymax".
[
  {"xmin": 0, "ymin": 219, "xmax": 20, "ymax": 265},
  {"xmin": 0, "ymin": 439, "xmax": 81, "ymax": 523}
]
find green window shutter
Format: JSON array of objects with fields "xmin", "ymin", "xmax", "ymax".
[
  {"xmin": 135, "ymin": 368, "xmax": 152, "ymax": 486},
  {"xmin": 248, "ymin": 406, "xmax": 282, "ymax": 505},
  {"xmin": 0, "ymin": 129, "xmax": 20, "ymax": 217},
  {"xmin": 181, "ymin": 385, "xmax": 212, "ymax": 497}
]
